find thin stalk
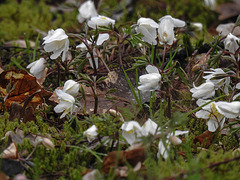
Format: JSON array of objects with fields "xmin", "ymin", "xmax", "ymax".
[
  {"xmin": 153, "ymin": 44, "xmax": 157, "ymax": 65},
  {"xmin": 57, "ymin": 61, "xmax": 60, "ymax": 87},
  {"xmin": 161, "ymin": 44, "xmax": 167, "ymax": 71}
]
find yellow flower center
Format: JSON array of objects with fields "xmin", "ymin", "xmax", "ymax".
[{"xmin": 208, "ymin": 103, "xmax": 220, "ymax": 119}]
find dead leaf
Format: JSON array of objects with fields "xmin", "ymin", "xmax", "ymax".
[
  {"xmin": 216, "ymin": 23, "xmax": 240, "ymax": 37},
  {"xmin": 102, "ymin": 147, "xmax": 145, "ymax": 174},
  {"xmin": 193, "ymin": 130, "xmax": 215, "ymax": 148},
  {"xmin": 0, "ymin": 172, "xmax": 9, "ymax": 180},
  {"xmin": 0, "ymin": 69, "xmax": 52, "ymax": 110},
  {"xmin": 104, "ymin": 71, "xmax": 118, "ymax": 87},
  {"xmin": 192, "ymin": 53, "xmax": 210, "ymax": 72},
  {"xmin": 216, "ymin": 3, "xmax": 240, "ymax": 21}
]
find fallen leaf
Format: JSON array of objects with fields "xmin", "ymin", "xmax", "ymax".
[
  {"xmin": 0, "ymin": 69, "xmax": 52, "ymax": 110},
  {"xmin": 193, "ymin": 130, "xmax": 215, "ymax": 148},
  {"xmin": 216, "ymin": 3, "xmax": 240, "ymax": 21},
  {"xmin": 102, "ymin": 147, "xmax": 145, "ymax": 174},
  {"xmin": 216, "ymin": 23, "xmax": 240, "ymax": 37}
]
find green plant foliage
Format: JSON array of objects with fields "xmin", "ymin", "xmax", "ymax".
[{"xmin": 0, "ymin": 0, "xmax": 77, "ymax": 42}]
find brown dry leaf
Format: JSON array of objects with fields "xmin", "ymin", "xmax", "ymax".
[
  {"xmin": 193, "ymin": 130, "xmax": 215, "ymax": 148},
  {"xmin": 192, "ymin": 53, "xmax": 210, "ymax": 72},
  {"xmin": 0, "ymin": 69, "xmax": 52, "ymax": 110},
  {"xmin": 103, "ymin": 71, "xmax": 118, "ymax": 87},
  {"xmin": 216, "ymin": 3, "xmax": 240, "ymax": 21},
  {"xmin": 9, "ymin": 102, "xmax": 36, "ymax": 123},
  {"xmin": 102, "ymin": 147, "xmax": 145, "ymax": 174},
  {"xmin": 0, "ymin": 172, "xmax": 9, "ymax": 180},
  {"xmin": 216, "ymin": 23, "xmax": 240, "ymax": 37}
]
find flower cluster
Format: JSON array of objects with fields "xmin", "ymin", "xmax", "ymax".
[
  {"xmin": 121, "ymin": 119, "xmax": 188, "ymax": 159},
  {"xmin": 54, "ymin": 80, "xmax": 80, "ymax": 119},
  {"xmin": 191, "ymin": 32, "xmax": 240, "ymax": 132},
  {"xmin": 136, "ymin": 15, "xmax": 185, "ymax": 45}
]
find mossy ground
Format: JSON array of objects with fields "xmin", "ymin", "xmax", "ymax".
[{"xmin": 1, "ymin": 0, "xmax": 240, "ymax": 179}]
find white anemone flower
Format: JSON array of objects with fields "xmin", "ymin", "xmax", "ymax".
[
  {"xmin": 215, "ymin": 101, "xmax": 240, "ymax": 119},
  {"xmin": 157, "ymin": 130, "xmax": 188, "ymax": 159},
  {"xmin": 54, "ymin": 89, "xmax": 77, "ymax": 119},
  {"xmin": 138, "ymin": 65, "xmax": 161, "ymax": 92},
  {"xmin": 224, "ymin": 33, "xmax": 240, "ymax": 54},
  {"xmin": 158, "ymin": 15, "xmax": 185, "ymax": 45},
  {"xmin": 141, "ymin": 118, "xmax": 159, "ymax": 136},
  {"xmin": 62, "ymin": 80, "xmax": 80, "ymax": 97},
  {"xmin": 43, "ymin": 28, "xmax": 69, "ymax": 62},
  {"xmin": 87, "ymin": 15, "xmax": 115, "ymax": 29},
  {"xmin": 135, "ymin": 17, "xmax": 158, "ymax": 45},
  {"xmin": 83, "ymin": 125, "xmax": 98, "ymax": 142},
  {"xmin": 203, "ymin": 68, "xmax": 230, "ymax": 94},
  {"xmin": 87, "ymin": 48, "xmax": 98, "ymax": 69},
  {"xmin": 190, "ymin": 81, "xmax": 215, "ymax": 99},
  {"xmin": 27, "ymin": 58, "xmax": 46, "ymax": 79},
  {"xmin": 195, "ymin": 99, "xmax": 225, "ymax": 132},
  {"xmin": 121, "ymin": 121, "xmax": 142, "ymax": 145},
  {"xmin": 77, "ymin": 0, "xmax": 98, "ymax": 23},
  {"xmin": 96, "ymin": 33, "xmax": 110, "ymax": 46}
]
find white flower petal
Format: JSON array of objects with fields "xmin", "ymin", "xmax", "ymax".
[
  {"xmin": 146, "ymin": 65, "xmax": 159, "ymax": 74},
  {"xmin": 141, "ymin": 118, "xmax": 158, "ymax": 136},
  {"xmin": 96, "ymin": 33, "xmax": 109, "ymax": 46}
]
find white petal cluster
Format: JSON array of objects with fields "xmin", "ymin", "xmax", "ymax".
[
  {"xmin": 190, "ymin": 82, "xmax": 215, "ymax": 99},
  {"xmin": 77, "ymin": 0, "xmax": 98, "ymax": 23},
  {"xmin": 54, "ymin": 80, "xmax": 80, "ymax": 118},
  {"xmin": 195, "ymin": 99, "xmax": 225, "ymax": 132},
  {"xmin": 138, "ymin": 65, "xmax": 161, "ymax": 92},
  {"xmin": 121, "ymin": 119, "xmax": 159, "ymax": 145},
  {"xmin": 135, "ymin": 15, "xmax": 185, "ymax": 45},
  {"xmin": 195, "ymin": 100, "xmax": 240, "ymax": 132},
  {"xmin": 27, "ymin": 58, "xmax": 46, "ymax": 79},
  {"xmin": 88, "ymin": 15, "xmax": 115, "ymax": 29},
  {"xmin": 157, "ymin": 130, "xmax": 188, "ymax": 159},
  {"xmin": 135, "ymin": 17, "xmax": 158, "ymax": 45},
  {"xmin": 62, "ymin": 80, "xmax": 80, "ymax": 97},
  {"xmin": 224, "ymin": 33, "xmax": 240, "ymax": 54},
  {"xmin": 158, "ymin": 15, "xmax": 185, "ymax": 45},
  {"xmin": 83, "ymin": 125, "xmax": 98, "ymax": 142},
  {"xmin": 203, "ymin": 68, "xmax": 230, "ymax": 94},
  {"xmin": 43, "ymin": 28, "xmax": 69, "ymax": 62},
  {"xmin": 54, "ymin": 89, "xmax": 77, "ymax": 119}
]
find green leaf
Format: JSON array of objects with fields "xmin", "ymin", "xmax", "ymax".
[{"xmin": 235, "ymin": 15, "xmax": 240, "ymax": 27}]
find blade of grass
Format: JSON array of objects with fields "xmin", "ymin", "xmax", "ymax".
[
  {"xmin": 32, "ymin": 33, "xmax": 40, "ymax": 62},
  {"xmin": 122, "ymin": 67, "xmax": 142, "ymax": 108}
]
